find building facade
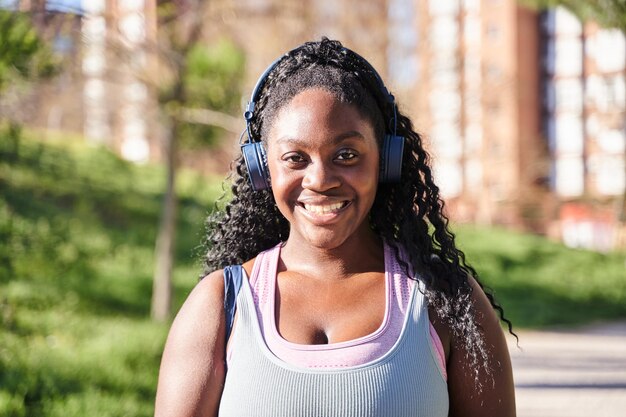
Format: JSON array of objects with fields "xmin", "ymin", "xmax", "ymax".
[
  {"xmin": 541, "ymin": 7, "xmax": 626, "ymax": 250},
  {"xmin": 404, "ymin": 1, "xmax": 625, "ymax": 250}
]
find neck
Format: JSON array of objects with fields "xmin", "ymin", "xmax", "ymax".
[{"xmin": 280, "ymin": 231, "xmax": 384, "ymax": 280}]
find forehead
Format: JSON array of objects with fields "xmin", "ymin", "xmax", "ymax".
[{"xmin": 268, "ymin": 88, "xmax": 376, "ymax": 145}]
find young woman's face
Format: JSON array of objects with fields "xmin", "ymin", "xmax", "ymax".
[{"xmin": 266, "ymin": 88, "xmax": 380, "ymax": 249}]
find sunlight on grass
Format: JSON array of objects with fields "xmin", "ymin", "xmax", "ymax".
[{"xmin": 456, "ymin": 225, "xmax": 626, "ymax": 328}]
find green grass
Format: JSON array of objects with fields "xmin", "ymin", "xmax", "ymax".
[
  {"xmin": 0, "ymin": 127, "xmax": 223, "ymax": 417},
  {"xmin": 1, "ymin": 126, "xmax": 625, "ymax": 415},
  {"xmin": 456, "ymin": 225, "xmax": 626, "ymax": 328}
]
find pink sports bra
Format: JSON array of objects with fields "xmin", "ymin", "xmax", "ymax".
[{"xmin": 228, "ymin": 242, "xmax": 447, "ymax": 379}]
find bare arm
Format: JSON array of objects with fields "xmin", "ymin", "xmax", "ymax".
[
  {"xmin": 154, "ymin": 270, "xmax": 226, "ymax": 417},
  {"xmin": 447, "ymin": 278, "xmax": 516, "ymax": 417}
]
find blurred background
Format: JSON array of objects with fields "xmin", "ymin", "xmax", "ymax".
[{"xmin": 0, "ymin": 0, "xmax": 625, "ymax": 416}]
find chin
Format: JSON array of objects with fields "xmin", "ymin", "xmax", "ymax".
[
  {"xmin": 299, "ymin": 230, "xmax": 351, "ymax": 250},
  {"xmin": 307, "ymin": 237, "xmax": 345, "ymax": 250}
]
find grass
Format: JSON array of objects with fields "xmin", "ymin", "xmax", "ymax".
[
  {"xmin": 0, "ymin": 126, "xmax": 223, "ymax": 417},
  {"xmin": 1, "ymin": 126, "xmax": 625, "ymax": 415},
  {"xmin": 456, "ymin": 226, "xmax": 626, "ymax": 328}
]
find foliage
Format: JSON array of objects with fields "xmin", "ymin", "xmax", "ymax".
[
  {"xmin": 183, "ymin": 39, "xmax": 245, "ymax": 113},
  {"xmin": 520, "ymin": 0, "xmax": 626, "ymax": 31},
  {"xmin": 176, "ymin": 39, "xmax": 245, "ymax": 148},
  {"xmin": 153, "ymin": 4, "xmax": 245, "ymax": 148},
  {"xmin": 0, "ymin": 10, "xmax": 59, "ymax": 92}
]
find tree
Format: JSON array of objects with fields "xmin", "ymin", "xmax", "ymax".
[
  {"xmin": 0, "ymin": 9, "xmax": 58, "ymax": 107},
  {"xmin": 520, "ymin": 0, "xmax": 626, "ymax": 31},
  {"xmin": 147, "ymin": 1, "xmax": 244, "ymax": 321},
  {"xmin": 9, "ymin": 1, "xmax": 242, "ymax": 321}
]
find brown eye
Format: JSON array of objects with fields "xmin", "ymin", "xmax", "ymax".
[
  {"xmin": 335, "ymin": 150, "xmax": 358, "ymax": 161},
  {"xmin": 283, "ymin": 153, "xmax": 307, "ymax": 165}
]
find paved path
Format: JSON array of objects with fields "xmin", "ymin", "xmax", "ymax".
[{"xmin": 509, "ymin": 322, "xmax": 626, "ymax": 417}]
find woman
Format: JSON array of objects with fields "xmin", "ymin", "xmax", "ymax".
[{"xmin": 155, "ymin": 38, "xmax": 516, "ymax": 417}]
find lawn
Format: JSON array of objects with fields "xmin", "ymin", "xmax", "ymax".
[
  {"xmin": 457, "ymin": 225, "xmax": 626, "ymax": 328},
  {"xmin": 1, "ymin": 128, "xmax": 625, "ymax": 416}
]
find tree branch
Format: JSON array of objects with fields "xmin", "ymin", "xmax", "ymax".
[{"xmin": 175, "ymin": 107, "xmax": 242, "ymax": 134}]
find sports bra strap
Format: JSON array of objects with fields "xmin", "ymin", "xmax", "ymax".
[{"xmin": 223, "ymin": 265, "xmax": 243, "ymax": 342}]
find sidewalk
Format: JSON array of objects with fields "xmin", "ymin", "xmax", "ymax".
[{"xmin": 509, "ymin": 322, "xmax": 626, "ymax": 417}]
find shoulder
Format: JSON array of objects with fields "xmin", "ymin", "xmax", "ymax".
[
  {"xmin": 154, "ymin": 270, "xmax": 228, "ymax": 417},
  {"xmin": 166, "ymin": 269, "xmax": 227, "ymax": 348},
  {"xmin": 189, "ymin": 269, "xmax": 226, "ymax": 312},
  {"xmin": 446, "ymin": 276, "xmax": 516, "ymax": 417}
]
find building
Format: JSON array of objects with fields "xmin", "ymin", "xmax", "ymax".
[
  {"xmin": 402, "ymin": 1, "xmax": 625, "ymax": 250},
  {"xmin": 541, "ymin": 7, "xmax": 626, "ymax": 250},
  {"xmin": 81, "ymin": 0, "xmax": 157, "ymax": 163},
  {"xmin": 405, "ymin": 0, "xmax": 545, "ymax": 230}
]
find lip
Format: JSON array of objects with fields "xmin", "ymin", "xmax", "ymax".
[{"xmin": 295, "ymin": 200, "xmax": 352, "ymax": 225}]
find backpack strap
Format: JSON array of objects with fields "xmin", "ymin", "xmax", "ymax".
[{"xmin": 223, "ymin": 265, "xmax": 243, "ymax": 342}]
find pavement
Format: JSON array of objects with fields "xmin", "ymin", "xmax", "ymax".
[{"xmin": 509, "ymin": 322, "xmax": 626, "ymax": 417}]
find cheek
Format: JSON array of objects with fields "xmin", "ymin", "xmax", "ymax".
[
  {"xmin": 356, "ymin": 156, "xmax": 380, "ymax": 196},
  {"xmin": 269, "ymin": 167, "xmax": 300, "ymax": 209}
]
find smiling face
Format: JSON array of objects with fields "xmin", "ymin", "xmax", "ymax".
[{"xmin": 266, "ymin": 88, "xmax": 380, "ymax": 250}]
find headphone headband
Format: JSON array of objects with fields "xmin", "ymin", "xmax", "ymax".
[
  {"xmin": 243, "ymin": 46, "xmax": 398, "ymax": 142},
  {"xmin": 243, "ymin": 55, "xmax": 284, "ymax": 123},
  {"xmin": 240, "ymin": 42, "xmax": 404, "ymax": 191}
]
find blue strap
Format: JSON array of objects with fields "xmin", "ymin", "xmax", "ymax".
[{"xmin": 223, "ymin": 265, "xmax": 243, "ymax": 342}]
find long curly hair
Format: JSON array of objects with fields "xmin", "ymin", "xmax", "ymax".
[{"xmin": 204, "ymin": 38, "xmax": 514, "ymax": 386}]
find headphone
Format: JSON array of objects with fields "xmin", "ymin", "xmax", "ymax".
[{"xmin": 241, "ymin": 46, "xmax": 405, "ymax": 191}]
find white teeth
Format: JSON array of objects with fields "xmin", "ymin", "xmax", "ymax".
[{"xmin": 303, "ymin": 202, "xmax": 345, "ymax": 214}]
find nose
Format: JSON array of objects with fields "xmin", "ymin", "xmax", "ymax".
[{"xmin": 301, "ymin": 160, "xmax": 341, "ymax": 192}]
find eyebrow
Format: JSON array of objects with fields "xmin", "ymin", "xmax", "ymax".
[{"xmin": 275, "ymin": 130, "xmax": 366, "ymax": 146}]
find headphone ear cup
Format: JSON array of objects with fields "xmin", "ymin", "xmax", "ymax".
[
  {"xmin": 241, "ymin": 142, "xmax": 270, "ymax": 191},
  {"xmin": 380, "ymin": 134, "xmax": 405, "ymax": 183}
]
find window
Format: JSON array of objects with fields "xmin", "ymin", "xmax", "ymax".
[
  {"xmin": 593, "ymin": 155, "xmax": 625, "ymax": 195},
  {"xmin": 462, "ymin": 0, "xmax": 480, "ymax": 13},
  {"xmin": 555, "ymin": 113, "xmax": 583, "ymax": 155},
  {"xmin": 555, "ymin": 156, "xmax": 584, "ymax": 196},
  {"xmin": 429, "ymin": 0, "xmax": 459, "ymax": 16},
  {"xmin": 555, "ymin": 77, "xmax": 583, "ymax": 112},
  {"xmin": 434, "ymin": 160, "xmax": 463, "ymax": 198},
  {"xmin": 429, "ymin": 90, "xmax": 461, "ymax": 120},
  {"xmin": 597, "ymin": 129, "xmax": 626, "ymax": 154},
  {"xmin": 431, "ymin": 16, "xmax": 459, "ymax": 49},
  {"xmin": 555, "ymin": 38, "xmax": 582, "ymax": 76},
  {"xmin": 464, "ymin": 15, "xmax": 481, "ymax": 45},
  {"xmin": 591, "ymin": 29, "xmax": 626, "ymax": 73},
  {"xmin": 554, "ymin": 6, "xmax": 582, "ymax": 36},
  {"xmin": 83, "ymin": 0, "xmax": 106, "ymax": 14},
  {"xmin": 465, "ymin": 159, "xmax": 482, "ymax": 188},
  {"xmin": 432, "ymin": 123, "xmax": 462, "ymax": 159}
]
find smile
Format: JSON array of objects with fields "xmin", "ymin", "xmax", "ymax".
[{"xmin": 299, "ymin": 201, "xmax": 350, "ymax": 215}]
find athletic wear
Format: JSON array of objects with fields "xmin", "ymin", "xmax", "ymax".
[
  {"xmin": 219, "ymin": 242, "xmax": 449, "ymax": 417},
  {"xmin": 236, "ymin": 242, "xmax": 446, "ymax": 376}
]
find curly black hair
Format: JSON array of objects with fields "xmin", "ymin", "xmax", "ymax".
[{"xmin": 204, "ymin": 38, "xmax": 514, "ymax": 387}]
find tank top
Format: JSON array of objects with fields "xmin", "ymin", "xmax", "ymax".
[{"xmin": 219, "ymin": 243, "xmax": 449, "ymax": 417}]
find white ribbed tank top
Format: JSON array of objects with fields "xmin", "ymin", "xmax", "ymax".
[{"xmin": 218, "ymin": 244, "xmax": 449, "ymax": 417}]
